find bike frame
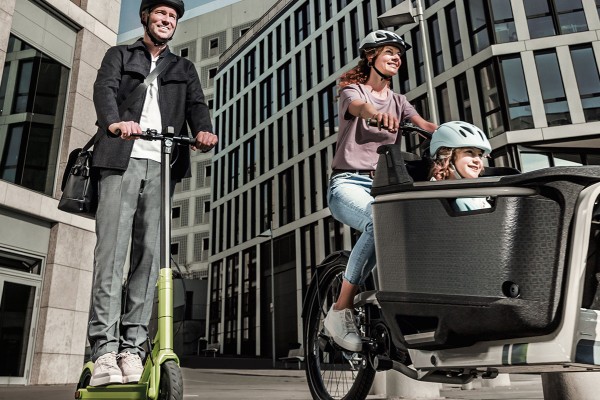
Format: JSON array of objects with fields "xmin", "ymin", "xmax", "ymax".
[{"xmin": 75, "ymin": 128, "xmax": 183, "ymax": 400}]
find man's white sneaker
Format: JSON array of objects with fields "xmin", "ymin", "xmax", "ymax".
[
  {"xmin": 118, "ymin": 351, "xmax": 144, "ymax": 383},
  {"xmin": 89, "ymin": 351, "xmax": 122, "ymax": 386},
  {"xmin": 323, "ymin": 305, "xmax": 363, "ymax": 352}
]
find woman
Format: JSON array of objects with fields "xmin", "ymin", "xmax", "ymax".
[
  {"xmin": 428, "ymin": 121, "xmax": 492, "ymax": 211},
  {"xmin": 324, "ymin": 30, "xmax": 437, "ymax": 352}
]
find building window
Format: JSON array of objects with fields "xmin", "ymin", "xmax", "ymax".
[
  {"xmin": 180, "ymin": 48, "xmax": 188, "ymax": 58},
  {"xmin": 349, "ymin": 8, "xmax": 359, "ymax": 60},
  {"xmin": 260, "ymin": 77, "xmax": 273, "ymax": 120},
  {"xmin": 260, "ymin": 180, "xmax": 273, "ymax": 233},
  {"xmin": 171, "ymin": 242, "xmax": 179, "ymax": 257},
  {"xmin": 534, "ymin": 51, "xmax": 571, "ymax": 126},
  {"xmin": 429, "ymin": 14, "xmax": 444, "ymax": 75},
  {"xmin": 202, "ymin": 32, "xmax": 226, "ymax": 58},
  {"xmin": 524, "ymin": 0, "xmax": 587, "ymax": 39},
  {"xmin": 277, "ymin": 62, "xmax": 291, "ymax": 110},
  {"xmin": 208, "ymin": 68, "xmax": 217, "ymax": 87},
  {"xmin": 520, "ymin": 150, "xmax": 589, "ymax": 172},
  {"xmin": 295, "ymin": 2, "xmax": 310, "ymax": 45},
  {"xmin": 208, "ymin": 261, "xmax": 222, "ymax": 343},
  {"xmin": 0, "ymin": 35, "xmax": 69, "ymax": 195},
  {"xmin": 490, "ymin": 0, "xmax": 517, "ymax": 43},
  {"xmin": 241, "ymin": 248, "xmax": 256, "ymax": 355},
  {"xmin": 500, "ymin": 56, "xmax": 532, "ymax": 130},
  {"xmin": 466, "ymin": 0, "xmax": 491, "ymax": 53},
  {"xmin": 436, "ymin": 84, "xmax": 450, "ymax": 123},
  {"xmin": 326, "ymin": 28, "xmax": 335, "ymax": 75},
  {"xmin": 455, "ymin": 73, "xmax": 473, "ymax": 123},
  {"xmin": 411, "ymin": 28, "xmax": 425, "ymax": 86},
  {"xmin": 446, "ymin": 4, "xmax": 463, "ymax": 65},
  {"xmin": 278, "ymin": 168, "xmax": 294, "ymax": 226},
  {"xmin": 209, "ymin": 38, "xmax": 219, "ymax": 52},
  {"xmin": 477, "ymin": 61, "xmax": 504, "ymax": 137},
  {"xmin": 570, "ymin": 45, "xmax": 600, "ymax": 122}
]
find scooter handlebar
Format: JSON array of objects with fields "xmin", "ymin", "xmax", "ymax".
[{"xmin": 113, "ymin": 128, "xmax": 197, "ymax": 146}]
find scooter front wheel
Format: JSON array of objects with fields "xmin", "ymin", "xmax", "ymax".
[{"xmin": 158, "ymin": 360, "xmax": 183, "ymax": 400}]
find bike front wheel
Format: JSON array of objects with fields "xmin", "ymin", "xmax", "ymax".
[{"xmin": 304, "ymin": 256, "xmax": 375, "ymax": 400}]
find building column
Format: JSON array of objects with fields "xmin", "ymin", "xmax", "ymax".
[{"xmin": 30, "ymin": 222, "xmax": 95, "ymax": 385}]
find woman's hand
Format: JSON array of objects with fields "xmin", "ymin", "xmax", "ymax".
[{"xmin": 367, "ymin": 112, "xmax": 399, "ymax": 133}]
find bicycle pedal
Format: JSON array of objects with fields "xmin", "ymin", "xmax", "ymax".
[{"xmin": 318, "ymin": 332, "xmax": 335, "ymax": 353}]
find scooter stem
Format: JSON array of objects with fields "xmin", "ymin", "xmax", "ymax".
[{"xmin": 158, "ymin": 133, "xmax": 174, "ymax": 351}]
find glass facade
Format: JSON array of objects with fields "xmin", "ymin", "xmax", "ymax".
[{"xmin": 0, "ymin": 35, "xmax": 69, "ymax": 195}]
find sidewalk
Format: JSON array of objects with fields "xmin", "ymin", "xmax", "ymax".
[{"xmin": 0, "ymin": 368, "xmax": 544, "ymax": 400}]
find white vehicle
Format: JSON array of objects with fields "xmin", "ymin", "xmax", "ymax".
[{"xmin": 302, "ymin": 123, "xmax": 600, "ymax": 399}]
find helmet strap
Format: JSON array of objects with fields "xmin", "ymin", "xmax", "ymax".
[
  {"xmin": 372, "ymin": 64, "xmax": 392, "ymax": 81},
  {"xmin": 449, "ymin": 163, "xmax": 463, "ymax": 180}
]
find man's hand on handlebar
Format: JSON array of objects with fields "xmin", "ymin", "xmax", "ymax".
[
  {"xmin": 109, "ymin": 121, "xmax": 142, "ymax": 140},
  {"xmin": 193, "ymin": 131, "xmax": 218, "ymax": 152}
]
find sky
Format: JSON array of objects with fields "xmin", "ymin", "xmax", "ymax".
[{"xmin": 118, "ymin": 0, "xmax": 220, "ymax": 34}]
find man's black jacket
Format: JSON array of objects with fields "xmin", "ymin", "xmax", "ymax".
[{"xmin": 92, "ymin": 39, "xmax": 212, "ymax": 180}]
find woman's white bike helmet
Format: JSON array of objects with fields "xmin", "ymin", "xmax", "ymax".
[
  {"xmin": 430, "ymin": 121, "xmax": 492, "ymax": 158},
  {"xmin": 359, "ymin": 30, "xmax": 411, "ymax": 56}
]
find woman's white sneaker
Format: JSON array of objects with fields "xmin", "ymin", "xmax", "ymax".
[{"xmin": 323, "ymin": 305, "xmax": 363, "ymax": 352}]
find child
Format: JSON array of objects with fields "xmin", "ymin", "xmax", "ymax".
[{"xmin": 428, "ymin": 121, "xmax": 492, "ymax": 211}]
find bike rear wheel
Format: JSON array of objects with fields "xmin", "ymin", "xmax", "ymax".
[{"xmin": 304, "ymin": 257, "xmax": 375, "ymax": 400}]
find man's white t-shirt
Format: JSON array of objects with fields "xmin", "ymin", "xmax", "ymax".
[{"xmin": 131, "ymin": 57, "xmax": 162, "ymax": 162}]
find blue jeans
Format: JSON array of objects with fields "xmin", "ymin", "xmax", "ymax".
[{"xmin": 327, "ymin": 173, "xmax": 376, "ymax": 285}]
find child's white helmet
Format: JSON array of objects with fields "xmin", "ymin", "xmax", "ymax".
[{"xmin": 430, "ymin": 121, "xmax": 491, "ymax": 157}]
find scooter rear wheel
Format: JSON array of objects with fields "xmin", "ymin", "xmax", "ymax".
[
  {"xmin": 158, "ymin": 360, "xmax": 183, "ymax": 400},
  {"xmin": 304, "ymin": 258, "xmax": 376, "ymax": 400}
]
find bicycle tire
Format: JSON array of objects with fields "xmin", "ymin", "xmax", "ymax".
[{"xmin": 304, "ymin": 257, "xmax": 376, "ymax": 400}]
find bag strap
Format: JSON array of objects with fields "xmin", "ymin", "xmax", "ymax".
[
  {"xmin": 85, "ymin": 52, "xmax": 176, "ymax": 152},
  {"xmin": 118, "ymin": 52, "xmax": 175, "ymax": 115}
]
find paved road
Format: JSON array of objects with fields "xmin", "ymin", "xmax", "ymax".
[{"xmin": 0, "ymin": 368, "xmax": 543, "ymax": 400}]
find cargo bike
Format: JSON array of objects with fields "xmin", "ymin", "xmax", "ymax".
[{"xmin": 303, "ymin": 123, "xmax": 600, "ymax": 399}]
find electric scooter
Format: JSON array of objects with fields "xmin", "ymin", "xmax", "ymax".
[
  {"xmin": 303, "ymin": 123, "xmax": 600, "ymax": 399},
  {"xmin": 75, "ymin": 127, "xmax": 196, "ymax": 400}
]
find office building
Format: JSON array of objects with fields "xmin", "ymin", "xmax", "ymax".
[{"xmin": 209, "ymin": 0, "xmax": 600, "ymax": 359}]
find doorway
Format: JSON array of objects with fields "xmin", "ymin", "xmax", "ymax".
[{"xmin": 0, "ymin": 250, "xmax": 42, "ymax": 384}]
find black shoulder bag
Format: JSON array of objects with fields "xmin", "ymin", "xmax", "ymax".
[{"xmin": 58, "ymin": 53, "xmax": 175, "ymax": 218}]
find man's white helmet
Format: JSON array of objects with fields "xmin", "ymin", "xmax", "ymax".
[{"xmin": 430, "ymin": 121, "xmax": 492, "ymax": 157}]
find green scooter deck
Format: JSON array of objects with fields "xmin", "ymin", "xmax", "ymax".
[{"xmin": 76, "ymin": 383, "xmax": 148, "ymax": 399}]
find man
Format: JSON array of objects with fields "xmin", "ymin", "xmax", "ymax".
[{"xmin": 88, "ymin": 0, "xmax": 217, "ymax": 386}]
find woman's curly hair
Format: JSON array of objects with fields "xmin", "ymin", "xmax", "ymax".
[
  {"xmin": 428, "ymin": 147, "xmax": 485, "ymax": 180},
  {"xmin": 338, "ymin": 48, "xmax": 382, "ymax": 89}
]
